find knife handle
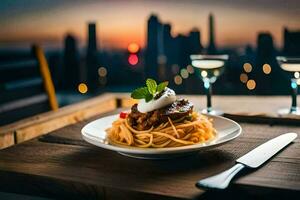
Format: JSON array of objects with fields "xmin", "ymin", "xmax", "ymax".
[{"xmin": 196, "ymin": 163, "xmax": 245, "ymax": 189}]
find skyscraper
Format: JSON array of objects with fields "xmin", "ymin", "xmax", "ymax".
[
  {"xmin": 162, "ymin": 23, "xmax": 172, "ymax": 63},
  {"xmin": 189, "ymin": 28, "xmax": 202, "ymax": 54},
  {"xmin": 207, "ymin": 13, "xmax": 216, "ymax": 54},
  {"xmin": 63, "ymin": 34, "xmax": 80, "ymax": 90},
  {"xmin": 88, "ymin": 23, "xmax": 98, "ymax": 53},
  {"xmin": 86, "ymin": 22, "xmax": 99, "ymax": 91},
  {"xmin": 256, "ymin": 32, "xmax": 283, "ymax": 94},
  {"xmin": 159, "ymin": 23, "xmax": 172, "ymax": 80},
  {"xmin": 145, "ymin": 14, "xmax": 203, "ymax": 84},
  {"xmin": 145, "ymin": 15, "xmax": 161, "ymax": 80},
  {"xmin": 283, "ymin": 28, "xmax": 300, "ymax": 56}
]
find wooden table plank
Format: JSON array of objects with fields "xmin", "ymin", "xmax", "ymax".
[
  {"xmin": 0, "ymin": 109, "xmax": 299, "ymax": 199},
  {"xmin": 0, "ymin": 94, "xmax": 300, "ymax": 199},
  {"xmin": 0, "ymin": 137, "xmax": 299, "ymax": 199}
]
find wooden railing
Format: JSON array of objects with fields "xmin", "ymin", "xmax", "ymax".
[{"xmin": 0, "ymin": 93, "xmax": 117, "ymax": 149}]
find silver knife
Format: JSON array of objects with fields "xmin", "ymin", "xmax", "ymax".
[{"xmin": 196, "ymin": 132, "xmax": 298, "ymax": 189}]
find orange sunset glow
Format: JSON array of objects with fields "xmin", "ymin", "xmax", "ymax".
[{"xmin": 0, "ymin": 0, "xmax": 299, "ymax": 49}]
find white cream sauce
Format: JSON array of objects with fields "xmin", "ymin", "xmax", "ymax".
[{"xmin": 137, "ymin": 88, "xmax": 176, "ymax": 113}]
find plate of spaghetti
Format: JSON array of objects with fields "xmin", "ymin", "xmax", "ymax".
[{"xmin": 81, "ymin": 79, "xmax": 241, "ymax": 159}]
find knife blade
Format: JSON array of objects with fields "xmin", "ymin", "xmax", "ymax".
[{"xmin": 196, "ymin": 132, "xmax": 298, "ymax": 189}]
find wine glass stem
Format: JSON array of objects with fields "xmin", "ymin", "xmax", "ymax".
[
  {"xmin": 204, "ymin": 80, "xmax": 212, "ymax": 112},
  {"xmin": 290, "ymin": 78, "xmax": 298, "ymax": 112}
]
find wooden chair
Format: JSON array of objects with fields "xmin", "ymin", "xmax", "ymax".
[{"xmin": 0, "ymin": 45, "xmax": 58, "ymax": 126}]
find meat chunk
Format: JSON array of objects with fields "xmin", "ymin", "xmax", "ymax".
[
  {"xmin": 128, "ymin": 99, "xmax": 193, "ymax": 130},
  {"xmin": 161, "ymin": 99, "xmax": 193, "ymax": 119}
]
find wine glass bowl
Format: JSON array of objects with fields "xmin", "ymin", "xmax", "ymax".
[
  {"xmin": 276, "ymin": 56, "xmax": 300, "ymax": 116},
  {"xmin": 190, "ymin": 54, "xmax": 229, "ymax": 115}
]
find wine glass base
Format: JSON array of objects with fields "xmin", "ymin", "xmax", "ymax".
[
  {"xmin": 201, "ymin": 108, "xmax": 224, "ymax": 116},
  {"xmin": 277, "ymin": 107, "xmax": 300, "ymax": 116}
]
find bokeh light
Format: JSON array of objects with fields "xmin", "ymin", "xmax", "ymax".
[
  {"xmin": 246, "ymin": 79, "xmax": 256, "ymax": 90},
  {"xmin": 127, "ymin": 43, "xmax": 139, "ymax": 53},
  {"xmin": 180, "ymin": 69, "xmax": 189, "ymax": 79},
  {"xmin": 186, "ymin": 65, "xmax": 194, "ymax": 74},
  {"xmin": 294, "ymin": 72, "xmax": 300, "ymax": 79},
  {"xmin": 243, "ymin": 63, "xmax": 252, "ymax": 73},
  {"xmin": 201, "ymin": 70, "xmax": 208, "ymax": 78},
  {"xmin": 174, "ymin": 75, "xmax": 182, "ymax": 85},
  {"xmin": 291, "ymin": 81, "xmax": 297, "ymax": 89},
  {"xmin": 78, "ymin": 83, "xmax": 88, "ymax": 94},
  {"xmin": 240, "ymin": 73, "xmax": 248, "ymax": 83},
  {"xmin": 262, "ymin": 64, "xmax": 272, "ymax": 74},
  {"xmin": 213, "ymin": 69, "xmax": 220, "ymax": 76},
  {"xmin": 98, "ymin": 67, "xmax": 107, "ymax": 77},
  {"xmin": 297, "ymin": 79, "xmax": 300, "ymax": 85},
  {"xmin": 128, "ymin": 54, "xmax": 138, "ymax": 65}
]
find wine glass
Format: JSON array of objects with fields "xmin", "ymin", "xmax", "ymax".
[
  {"xmin": 190, "ymin": 54, "xmax": 229, "ymax": 115},
  {"xmin": 276, "ymin": 56, "xmax": 300, "ymax": 116}
]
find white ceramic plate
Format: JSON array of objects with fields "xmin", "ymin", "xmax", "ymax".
[{"xmin": 81, "ymin": 114, "xmax": 242, "ymax": 159}]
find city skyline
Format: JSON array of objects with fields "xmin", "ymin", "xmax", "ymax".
[
  {"xmin": 1, "ymin": 9, "xmax": 299, "ymax": 96},
  {"xmin": 0, "ymin": 0, "xmax": 300, "ymax": 50}
]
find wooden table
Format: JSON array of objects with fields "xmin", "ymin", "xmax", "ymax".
[{"xmin": 0, "ymin": 94, "xmax": 299, "ymax": 199}]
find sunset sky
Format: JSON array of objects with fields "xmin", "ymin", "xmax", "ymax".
[{"xmin": 0, "ymin": 0, "xmax": 299, "ymax": 50}]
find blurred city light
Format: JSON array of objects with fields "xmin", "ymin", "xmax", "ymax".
[
  {"xmin": 294, "ymin": 72, "xmax": 300, "ymax": 79},
  {"xmin": 186, "ymin": 65, "xmax": 194, "ymax": 74},
  {"xmin": 78, "ymin": 83, "xmax": 88, "ymax": 94},
  {"xmin": 128, "ymin": 54, "xmax": 138, "ymax": 65},
  {"xmin": 174, "ymin": 75, "xmax": 182, "ymax": 85},
  {"xmin": 201, "ymin": 70, "xmax": 208, "ymax": 78},
  {"xmin": 98, "ymin": 67, "xmax": 107, "ymax": 77},
  {"xmin": 213, "ymin": 69, "xmax": 220, "ymax": 76},
  {"xmin": 240, "ymin": 73, "xmax": 248, "ymax": 83},
  {"xmin": 127, "ymin": 43, "xmax": 139, "ymax": 53},
  {"xmin": 246, "ymin": 80, "xmax": 256, "ymax": 90},
  {"xmin": 243, "ymin": 63, "xmax": 252, "ymax": 73},
  {"xmin": 180, "ymin": 69, "xmax": 189, "ymax": 79},
  {"xmin": 262, "ymin": 64, "xmax": 272, "ymax": 74},
  {"xmin": 297, "ymin": 79, "xmax": 300, "ymax": 85},
  {"xmin": 291, "ymin": 81, "xmax": 297, "ymax": 89},
  {"xmin": 204, "ymin": 81, "xmax": 210, "ymax": 89}
]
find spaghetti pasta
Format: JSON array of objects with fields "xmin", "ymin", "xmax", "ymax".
[{"xmin": 106, "ymin": 112, "xmax": 216, "ymax": 148}]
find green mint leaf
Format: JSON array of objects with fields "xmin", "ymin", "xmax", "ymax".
[
  {"xmin": 131, "ymin": 87, "xmax": 149, "ymax": 99},
  {"xmin": 145, "ymin": 93, "xmax": 153, "ymax": 102},
  {"xmin": 157, "ymin": 81, "xmax": 169, "ymax": 93},
  {"xmin": 146, "ymin": 78, "xmax": 157, "ymax": 95}
]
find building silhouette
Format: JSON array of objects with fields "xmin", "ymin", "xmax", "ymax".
[
  {"xmin": 189, "ymin": 28, "xmax": 203, "ymax": 54},
  {"xmin": 88, "ymin": 23, "xmax": 98, "ymax": 53},
  {"xmin": 255, "ymin": 32, "xmax": 284, "ymax": 94},
  {"xmin": 86, "ymin": 22, "xmax": 99, "ymax": 90},
  {"xmin": 283, "ymin": 28, "xmax": 300, "ymax": 56},
  {"xmin": 207, "ymin": 13, "xmax": 216, "ymax": 54},
  {"xmin": 63, "ymin": 34, "xmax": 80, "ymax": 90},
  {"xmin": 145, "ymin": 15, "xmax": 203, "ymax": 82},
  {"xmin": 174, "ymin": 30, "xmax": 202, "ymax": 70},
  {"xmin": 145, "ymin": 15, "xmax": 161, "ymax": 80},
  {"xmin": 162, "ymin": 24, "xmax": 172, "ymax": 58}
]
